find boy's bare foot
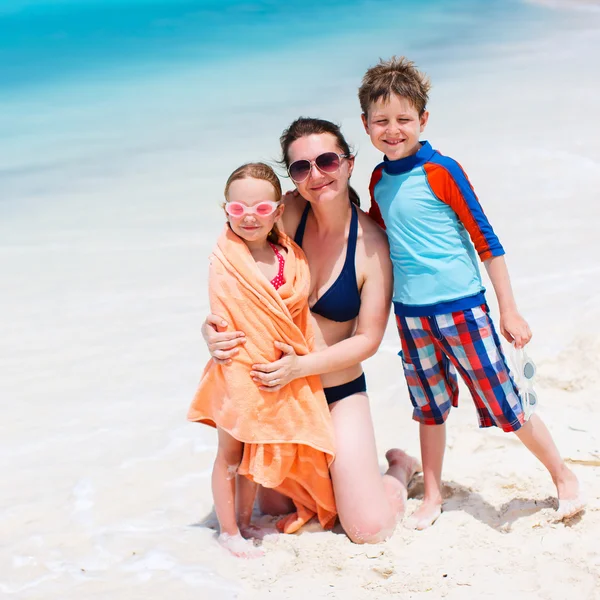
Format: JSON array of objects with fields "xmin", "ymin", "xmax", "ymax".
[
  {"xmin": 554, "ymin": 468, "xmax": 586, "ymax": 521},
  {"xmin": 218, "ymin": 533, "xmax": 265, "ymax": 558},
  {"xmin": 404, "ymin": 498, "xmax": 442, "ymax": 530}
]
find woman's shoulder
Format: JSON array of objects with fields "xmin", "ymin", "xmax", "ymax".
[
  {"xmin": 280, "ymin": 190, "xmax": 307, "ymax": 236},
  {"xmin": 357, "ymin": 207, "xmax": 389, "ymax": 252}
]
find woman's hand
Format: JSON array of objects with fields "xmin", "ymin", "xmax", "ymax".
[
  {"xmin": 202, "ymin": 314, "xmax": 246, "ymax": 365},
  {"xmin": 250, "ymin": 341, "xmax": 302, "ymax": 391},
  {"xmin": 499, "ymin": 310, "xmax": 532, "ymax": 349}
]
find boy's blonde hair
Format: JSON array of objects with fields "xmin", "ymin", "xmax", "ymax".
[{"xmin": 358, "ymin": 56, "xmax": 431, "ymax": 116}]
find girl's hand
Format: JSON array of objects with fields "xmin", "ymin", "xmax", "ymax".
[
  {"xmin": 202, "ymin": 314, "xmax": 246, "ymax": 365},
  {"xmin": 499, "ymin": 310, "xmax": 532, "ymax": 349},
  {"xmin": 250, "ymin": 341, "xmax": 301, "ymax": 391}
]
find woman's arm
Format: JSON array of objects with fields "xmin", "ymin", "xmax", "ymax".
[
  {"xmin": 251, "ymin": 222, "xmax": 393, "ymax": 389},
  {"xmin": 201, "ymin": 314, "xmax": 246, "ymax": 364},
  {"xmin": 484, "ymin": 254, "xmax": 531, "ymax": 348}
]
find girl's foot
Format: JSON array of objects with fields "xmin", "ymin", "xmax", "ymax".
[
  {"xmin": 404, "ymin": 498, "xmax": 442, "ymax": 530},
  {"xmin": 218, "ymin": 533, "xmax": 264, "ymax": 558},
  {"xmin": 240, "ymin": 523, "xmax": 275, "ymax": 541}
]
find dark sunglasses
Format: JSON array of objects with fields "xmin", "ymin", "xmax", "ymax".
[{"xmin": 288, "ymin": 152, "xmax": 349, "ymax": 183}]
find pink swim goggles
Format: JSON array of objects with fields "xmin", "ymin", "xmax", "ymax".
[{"xmin": 225, "ymin": 201, "xmax": 281, "ymax": 218}]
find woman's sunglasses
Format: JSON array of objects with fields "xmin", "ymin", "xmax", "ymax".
[
  {"xmin": 225, "ymin": 200, "xmax": 281, "ymax": 218},
  {"xmin": 288, "ymin": 152, "xmax": 349, "ymax": 183}
]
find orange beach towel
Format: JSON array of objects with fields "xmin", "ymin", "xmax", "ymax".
[{"xmin": 188, "ymin": 225, "xmax": 336, "ymax": 532}]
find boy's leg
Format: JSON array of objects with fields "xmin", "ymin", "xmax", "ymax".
[
  {"xmin": 213, "ymin": 428, "xmax": 263, "ymax": 557},
  {"xmin": 396, "ymin": 314, "xmax": 459, "ymax": 530},
  {"xmin": 514, "ymin": 415, "xmax": 584, "ymax": 519},
  {"xmin": 438, "ymin": 305, "xmax": 584, "ymax": 520},
  {"xmin": 407, "ymin": 423, "xmax": 446, "ymax": 530}
]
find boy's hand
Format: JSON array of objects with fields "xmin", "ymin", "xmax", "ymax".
[{"xmin": 499, "ymin": 311, "xmax": 532, "ymax": 349}]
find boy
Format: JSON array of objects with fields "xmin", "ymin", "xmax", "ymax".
[{"xmin": 358, "ymin": 56, "xmax": 584, "ymax": 529}]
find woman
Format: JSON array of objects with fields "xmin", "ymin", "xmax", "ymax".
[{"xmin": 202, "ymin": 118, "xmax": 419, "ymax": 544}]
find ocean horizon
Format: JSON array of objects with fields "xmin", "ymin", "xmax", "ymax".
[{"xmin": 0, "ymin": 0, "xmax": 559, "ymax": 209}]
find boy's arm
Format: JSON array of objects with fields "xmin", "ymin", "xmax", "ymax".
[
  {"xmin": 484, "ymin": 255, "xmax": 531, "ymax": 348},
  {"xmin": 424, "ymin": 161, "xmax": 503, "ymax": 261},
  {"xmin": 425, "ymin": 159, "xmax": 531, "ymax": 347}
]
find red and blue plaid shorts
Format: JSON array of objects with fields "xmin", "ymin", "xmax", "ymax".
[{"xmin": 396, "ymin": 305, "xmax": 525, "ymax": 432}]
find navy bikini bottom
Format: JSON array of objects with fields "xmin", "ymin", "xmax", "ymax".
[{"xmin": 323, "ymin": 373, "xmax": 367, "ymax": 405}]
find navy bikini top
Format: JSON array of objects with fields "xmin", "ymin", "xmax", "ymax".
[{"xmin": 294, "ymin": 203, "xmax": 361, "ymax": 323}]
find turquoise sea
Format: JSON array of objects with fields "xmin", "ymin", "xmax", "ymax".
[
  {"xmin": 0, "ymin": 0, "xmax": 557, "ymax": 207},
  {"xmin": 0, "ymin": 0, "xmax": 548, "ymax": 91}
]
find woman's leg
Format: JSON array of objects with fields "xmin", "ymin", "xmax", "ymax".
[
  {"xmin": 213, "ymin": 428, "xmax": 263, "ymax": 557},
  {"xmin": 329, "ymin": 392, "xmax": 419, "ymax": 544}
]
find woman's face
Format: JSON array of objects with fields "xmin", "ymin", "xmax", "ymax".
[{"xmin": 286, "ymin": 133, "xmax": 354, "ymax": 205}]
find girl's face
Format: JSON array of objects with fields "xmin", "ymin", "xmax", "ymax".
[
  {"xmin": 225, "ymin": 177, "xmax": 283, "ymax": 244},
  {"xmin": 286, "ymin": 133, "xmax": 354, "ymax": 205}
]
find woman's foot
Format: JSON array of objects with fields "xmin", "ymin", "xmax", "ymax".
[
  {"xmin": 404, "ymin": 497, "xmax": 442, "ymax": 530},
  {"xmin": 218, "ymin": 533, "xmax": 265, "ymax": 558},
  {"xmin": 554, "ymin": 467, "xmax": 586, "ymax": 521},
  {"xmin": 385, "ymin": 448, "xmax": 422, "ymax": 488},
  {"xmin": 383, "ymin": 449, "xmax": 422, "ymax": 519}
]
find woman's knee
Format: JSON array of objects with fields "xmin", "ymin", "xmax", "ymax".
[{"xmin": 339, "ymin": 512, "xmax": 396, "ymax": 545}]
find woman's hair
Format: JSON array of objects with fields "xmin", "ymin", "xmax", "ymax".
[
  {"xmin": 223, "ymin": 162, "xmax": 282, "ymax": 245},
  {"xmin": 279, "ymin": 118, "xmax": 360, "ymax": 207}
]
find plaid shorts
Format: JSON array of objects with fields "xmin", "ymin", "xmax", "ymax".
[{"xmin": 396, "ymin": 304, "xmax": 525, "ymax": 432}]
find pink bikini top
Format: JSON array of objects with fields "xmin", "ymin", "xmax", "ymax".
[{"xmin": 268, "ymin": 242, "xmax": 286, "ymax": 290}]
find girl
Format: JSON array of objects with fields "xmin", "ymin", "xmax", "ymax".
[{"xmin": 189, "ymin": 163, "xmax": 337, "ymax": 558}]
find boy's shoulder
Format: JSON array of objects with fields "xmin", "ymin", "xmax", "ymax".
[{"xmin": 370, "ymin": 142, "xmax": 469, "ymax": 181}]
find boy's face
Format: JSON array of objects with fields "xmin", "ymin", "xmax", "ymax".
[{"xmin": 362, "ymin": 94, "xmax": 429, "ymax": 161}]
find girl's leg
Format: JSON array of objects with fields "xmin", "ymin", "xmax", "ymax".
[
  {"xmin": 257, "ymin": 486, "xmax": 295, "ymax": 516},
  {"xmin": 514, "ymin": 414, "xmax": 584, "ymax": 519},
  {"xmin": 329, "ymin": 393, "xmax": 419, "ymax": 544},
  {"xmin": 213, "ymin": 428, "xmax": 243, "ymax": 537},
  {"xmin": 236, "ymin": 475, "xmax": 264, "ymax": 538},
  {"xmin": 236, "ymin": 474, "xmax": 257, "ymax": 527},
  {"xmin": 213, "ymin": 428, "xmax": 263, "ymax": 558}
]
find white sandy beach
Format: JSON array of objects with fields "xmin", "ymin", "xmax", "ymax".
[{"xmin": 1, "ymin": 2, "xmax": 600, "ymax": 599}]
